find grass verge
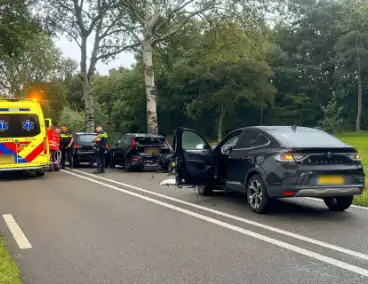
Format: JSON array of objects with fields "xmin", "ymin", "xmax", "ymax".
[
  {"xmin": 0, "ymin": 237, "xmax": 22, "ymax": 284},
  {"xmin": 336, "ymin": 132, "xmax": 368, "ymax": 206}
]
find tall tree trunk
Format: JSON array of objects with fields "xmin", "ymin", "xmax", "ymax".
[
  {"xmin": 80, "ymin": 38, "xmax": 95, "ymax": 132},
  {"xmin": 218, "ymin": 105, "xmax": 225, "ymax": 142},
  {"xmin": 143, "ymin": 40, "xmax": 158, "ymax": 134},
  {"xmin": 356, "ymin": 41, "xmax": 362, "ymax": 132},
  {"xmin": 83, "ymin": 75, "xmax": 94, "ymax": 132},
  {"xmin": 260, "ymin": 105, "xmax": 264, "ymax": 125}
]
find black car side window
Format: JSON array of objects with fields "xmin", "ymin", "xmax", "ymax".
[{"xmin": 236, "ymin": 130, "xmax": 269, "ymax": 149}]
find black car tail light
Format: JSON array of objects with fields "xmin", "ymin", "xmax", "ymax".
[
  {"xmin": 275, "ymin": 152, "xmax": 305, "ymax": 163},
  {"xmin": 131, "ymin": 137, "xmax": 137, "ymax": 149}
]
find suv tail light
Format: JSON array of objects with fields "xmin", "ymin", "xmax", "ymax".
[
  {"xmin": 275, "ymin": 152, "xmax": 305, "ymax": 163},
  {"xmin": 131, "ymin": 137, "xmax": 136, "ymax": 148},
  {"xmin": 347, "ymin": 153, "xmax": 361, "ymax": 161},
  {"xmin": 74, "ymin": 144, "xmax": 80, "ymax": 149}
]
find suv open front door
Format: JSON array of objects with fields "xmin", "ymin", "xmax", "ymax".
[{"xmin": 162, "ymin": 127, "xmax": 215, "ymax": 187}]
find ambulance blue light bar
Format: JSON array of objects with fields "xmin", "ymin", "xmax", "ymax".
[{"xmin": 0, "ymin": 108, "xmax": 31, "ymax": 111}]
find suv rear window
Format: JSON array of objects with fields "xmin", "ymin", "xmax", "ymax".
[
  {"xmin": 0, "ymin": 113, "xmax": 41, "ymax": 138},
  {"xmin": 269, "ymin": 128, "xmax": 346, "ymax": 148},
  {"xmin": 76, "ymin": 134, "xmax": 97, "ymax": 144},
  {"xmin": 134, "ymin": 136, "xmax": 166, "ymax": 145}
]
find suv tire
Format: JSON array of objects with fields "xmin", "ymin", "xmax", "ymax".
[
  {"xmin": 198, "ymin": 185, "xmax": 214, "ymax": 196},
  {"xmin": 323, "ymin": 196, "xmax": 353, "ymax": 211},
  {"xmin": 246, "ymin": 174, "xmax": 270, "ymax": 214}
]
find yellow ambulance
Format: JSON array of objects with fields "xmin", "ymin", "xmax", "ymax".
[{"xmin": 0, "ymin": 99, "xmax": 51, "ymax": 176}]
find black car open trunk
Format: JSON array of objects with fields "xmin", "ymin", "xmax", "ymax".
[{"xmin": 134, "ymin": 136, "xmax": 170, "ymax": 155}]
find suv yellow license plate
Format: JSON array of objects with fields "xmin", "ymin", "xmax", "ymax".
[{"xmin": 318, "ymin": 176, "xmax": 344, "ymax": 185}]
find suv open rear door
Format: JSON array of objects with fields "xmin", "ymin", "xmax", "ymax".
[{"xmin": 162, "ymin": 127, "xmax": 215, "ymax": 186}]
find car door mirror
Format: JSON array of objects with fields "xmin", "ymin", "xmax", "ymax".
[
  {"xmin": 196, "ymin": 143, "xmax": 205, "ymax": 150},
  {"xmin": 221, "ymin": 145, "xmax": 233, "ymax": 154}
]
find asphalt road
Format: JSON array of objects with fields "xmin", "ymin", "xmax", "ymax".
[{"xmin": 1, "ymin": 167, "xmax": 368, "ymax": 284}]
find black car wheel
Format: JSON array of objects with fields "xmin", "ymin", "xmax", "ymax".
[
  {"xmin": 73, "ymin": 158, "xmax": 79, "ymax": 168},
  {"xmin": 198, "ymin": 185, "xmax": 214, "ymax": 196},
  {"xmin": 323, "ymin": 196, "xmax": 353, "ymax": 211},
  {"xmin": 124, "ymin": 157, "xmax": 134, "ymax": 172},
  {"xmin": 246, "ymin": 174, "xmax": 270, "ymax": 214},
  {"xmin": 109, "ymin": 153, "xmax": 116, "ymax": 168}
]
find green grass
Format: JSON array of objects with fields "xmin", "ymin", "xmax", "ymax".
[
  {"xmin": 0, "ymin": 237, "xmax": 22, "ymax": 284},
  {"xmin": 336, "ymin": 132, "xmax": 368, "ymax": 206}
]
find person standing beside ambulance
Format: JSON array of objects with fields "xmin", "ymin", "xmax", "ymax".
[
  {"xmin": 59, "ymin": 124, "xmax": 74, "ymax": 169},
  {"xmin": 47, "ymin": 125, "xmax": 60, "ymax": 171}
]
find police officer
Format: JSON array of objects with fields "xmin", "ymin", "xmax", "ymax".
[
  {"xmin": 59, "ymin": 124, "xmax": 74, "ymax": 169},
  {"xmin": 94, "ymin": 125, "xmax": 108, "ymax": 174}
]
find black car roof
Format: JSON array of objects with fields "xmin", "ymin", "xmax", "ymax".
[
  {"xmin": 129, "ymin": 133, "xmax": 165, "ymax": 138},
  {"xmin": 74, "ymin": 132, "xmax": 97, "ymax": 135}
]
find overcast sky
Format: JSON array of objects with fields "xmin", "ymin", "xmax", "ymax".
[{"xmin": 53, "ymin": 35, "xmax": 136, "ymax": 75}]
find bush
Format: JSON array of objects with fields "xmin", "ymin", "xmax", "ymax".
[{"xmin": 57, "ymin": 105, "xmax": 85, "ymax": 132}]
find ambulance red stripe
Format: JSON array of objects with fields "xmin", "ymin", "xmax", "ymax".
[{"xmin": 24, "ymin": 142, "xmax": 44, "ymax": 162}]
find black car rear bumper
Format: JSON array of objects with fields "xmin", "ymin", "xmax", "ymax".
[
  {"xmin": 130, "ymin": 154, "xmax": 166, "ymax": 167},
  {"xmin": 74, "ymin": 151, "xmax": 95, "ymax": 161}
]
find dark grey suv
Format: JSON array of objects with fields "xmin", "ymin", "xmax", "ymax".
[{"xmin": 162, "ymin": 126, "xmax": 365, "ymax": 214}]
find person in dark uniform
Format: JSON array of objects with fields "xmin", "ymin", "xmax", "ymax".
[
  {"xmin": 59, "ymin": 124, "xmax": 74, "ymax": 169},
  {"xmin": 93, "ymin": 126, "xmax": 108, "ymax": 174}
]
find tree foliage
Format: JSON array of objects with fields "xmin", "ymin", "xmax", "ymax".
[
  {"xmin": 319, "ymin": 92, "xmax": 344, "ymax": 134},
  {"xmin": 2, "ymin": 0, "xmax": 368, "ymax": 141}
]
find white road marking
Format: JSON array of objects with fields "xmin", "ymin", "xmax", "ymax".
[
  {"xmin": 69, "ymin": 169, "xmax": 368, "ymax": 262},
  {"xmin": 63, "ymin": 170, "xmax": 368, "ymax": 277},
  {"xmin": 305, "ymin": 197, "xmax": 368, "ymax": 210},
  {"xmin": 2, "ymin": 214, "xmax": 32, "ymax": 249}
]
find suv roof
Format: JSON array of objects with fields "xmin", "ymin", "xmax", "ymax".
[{"xmin": 255, "ymin": 126, "xmax": 316, "ymax": 132}]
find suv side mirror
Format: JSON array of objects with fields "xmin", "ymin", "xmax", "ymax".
[
  {"xmin": 195, "ymin": 143, "xmax": 205, "ymax": 150},
  {"xmin": 221, "ymin": 145, "xmax": 233, "ymax": 154}
]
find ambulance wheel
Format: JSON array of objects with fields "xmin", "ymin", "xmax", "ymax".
[{"xmin": 35, "ymin": 170, "xmax": 45, "ymax": 177}]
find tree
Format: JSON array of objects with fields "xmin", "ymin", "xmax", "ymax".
[
  {"xmin": 0, "ymin": 0, "xmax": 40, "ymax": 57},
  {"xmin": 42, "ymin": 0, "xmax": 139, "ymax": 132},
  {"xmin": 120, "ymin": 0, "xmax": 264, "ymax": 134},
  {"xmin": 58, "ymin": 105, "xmax": 85, "ymax": 131},
  {"xmin": 319, "ymin": 91, "xmax": 344, "ymax": 134},
  {"xmin": 334, "ymin": 0, "xmax": 368, "ymax": 132},
  {"xmin": 0, "ymin": 31, "xmax": 72, "ymax": 97}
]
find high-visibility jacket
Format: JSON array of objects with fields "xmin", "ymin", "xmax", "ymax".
[{"xmin": 47, "ymin": 128, "xmax": 59, "ymax": 151}]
